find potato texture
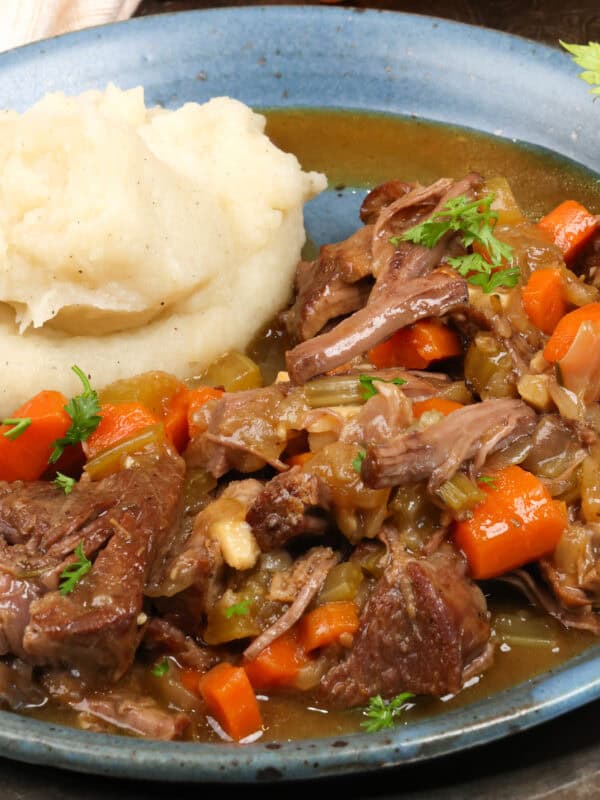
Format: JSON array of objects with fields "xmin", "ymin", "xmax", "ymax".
[{"xmin": 0, "ymin": 86, "xmax": 326, "ymax": 413}]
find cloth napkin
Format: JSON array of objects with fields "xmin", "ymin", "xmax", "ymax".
[{"xmin": 0, "ymin": 0, "xmax": 141, "ymax": 53}]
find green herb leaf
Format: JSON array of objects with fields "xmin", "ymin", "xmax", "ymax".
[
  {"xmin": 59, "ymin": 541, "xmax": 92, "ymax": 596},
  {"xmin": 477, "ymin": 475, "xmax": 497, "ymax": 489},
  {"xmin": 352, "ymin": 448, "xmax": 367, "ymax": 474},
  {"xmin": 49, "ymin": 365, "xmax": 101, "ymax": 464},
  {"xmin": 224, "ymin": 599, "xmax": 251, "ymax": 618},
  {"xmin": 360, "ymin": 692, "xmax": 415, "ymax": 733},
  {"xmin": 560, "ymin": 40, "xmax": 600, "ymax": 95},
  {"xmin": 358, "ymin": 374, "xmax": 407, "ymax": 400},
  {"xmin": 401, "ymin": 194, "xmax": 518, "ymax": 292},
  {"xmin": 53, "ymin": 472, "xmax": 76, "ymax": 495},
  {"xmin": 151, "ymin": 659, "xmax": 170, "ymax": 678},
  {"xmin": 1, "ymin": 417, "xmax": 32, "ymax": 441}
]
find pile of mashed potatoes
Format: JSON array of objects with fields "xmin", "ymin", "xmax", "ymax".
[{"xmin": 0, "ymin": 84, "xmax": 326, "ymax": 414}]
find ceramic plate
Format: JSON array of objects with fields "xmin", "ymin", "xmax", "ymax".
[{"xmin": 0, "ymin": 5, "xmax": 599, "ymax": 783}]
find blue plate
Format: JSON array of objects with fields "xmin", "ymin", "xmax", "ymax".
[{"xmin": 0, "ymin": 4, "xmax": 599, "ymax": 783}]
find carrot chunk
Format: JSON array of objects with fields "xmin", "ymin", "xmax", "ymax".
[
  {"xmin": 244, "ymin": 628, "xmax": 309, "ymax": 690},
  {"xmin": 0, "ymin": 390, "xmax": 71, "ymax": 482},
  {"xmin": 83, "ymin": 402, "xmax": 160, "ymax": 460},
  {"xmin": 412, "ymin": 398, "xmax": 464, "ymax": 417},
  {"xmin": 521, "ymin": 268, "xmax": 568, "ymax": 335},
  {"xmin": 453, "ymin": 465, "xmax": 568, "ymax": 580},
  {"xmin": 543, "ymin": 302, "xmax": 600, "ymax": 363},
  {"xmin": 536, "ymin": 199, "xmax": 598, "ymax": 263},
  {"xmin": 298, "ymin": 601, "xmax": 360, "ymax": 653},
  {"xmin": 198, "ymin": 662, "xmax": 263, "ymax": 741},
  {"xmin": 368, "ymin": 320, "xmax": 462, "ymax": 369},
  {"xmin": 163, "ymin": 387, "xmax": 192, "ymax": 452},
  {"xmin": 285, "ymin": 451, "xmax": 314, "ymax": 468}
]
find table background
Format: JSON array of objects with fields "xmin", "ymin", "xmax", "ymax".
[{"xmin": 3, "ymin": 2, "xmax": 600, "ymax": 798}]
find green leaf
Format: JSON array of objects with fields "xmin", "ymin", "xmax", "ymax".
[
  {"xmin": 224, "ymin": 599, "xmax": 251, "ymax": 618},
  {"xmin": 53, "ymin": 472, "xmax": 76, "ymax": 495},
  {"xmin": 358, "ymin": 374, "xmax": 407, "ymax": 400},
  {"xmin": 352, "ymin": 448, "xmax": 367, "ymax": 473},
  {"xmin": 151, "ymin": 659, "xmax": 170, "ymax": 678},
  {"xmin": 1, "ymin": 417, "xmax": 32, "ymax": 441},
  {"xmin": 360, "ymin": 692, "xmax": 415, "ymax": 733},
  {"xmin": 560, "ymin": 41, "xmax": 600, "ymax": 93},
  {"xmin": 58, "ymin": 542, "xmax": 92, "ymax": 596},
  {"xmin": 477, "ymin": 475, "xmax": 497, "ymax": 489},
  {"xmin": 401, "ymin": 193, "xmax": 518, "ymax": 289},
  {"xmin": 49, "ymin": 365, "xmax": 101, "ymax": 464}
]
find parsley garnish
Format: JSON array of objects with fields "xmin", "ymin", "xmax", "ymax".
[
  {"xmin": 58, "ymin": 542, "xmax": 92, "ymax": 596},
  {"xmin": 53, "ymin": 472, "xmax": 76, "ymax": 495},
  {"xmin": 360, "ymin": 692, "xmax": 415, "ymax": 733},
  {"xmin": 49, "ymin": 365, "xmax": 101, "ymax": 464},
  {"xmin": 1, "ymin": 417, "xmax": 32, "ymax": 440},
  {"xmin": 477, "ymin": 475, "xmax": 497, "ymax": 489},
  {"xmin": 560, "ymin": 41, "xmax": 600, "ymax": 95},
  {"xmin": 359, "ymin": 374, "xmax": 407, "ymax": 400},
  {"xmin": 352, "ymin": 448, "xmax": 367, "ymax": 473},
  {"xmin": 397, "ymin": 194, "xmax": 516, "ymax": 293},
  {"xmin": 224, "ymin": 599, "xmax": 251, "ymax": 618},
  {"xmin": 151, "ymin": 659, "xmax": 170, "ymax": 678}
]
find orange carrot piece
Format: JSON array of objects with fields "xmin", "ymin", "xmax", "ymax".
[
  {"xmin": 83, "ymin": 402, "xmax": 159, "ymax": 460},
  {"xmin": 198, "ymin": 662, "xmax": 263, "ymax": 741},
  {"xmin": 412, "ymin": 398, "xmax": 464, "ymax": 417},
  {"xmin": 0, "ymin": 390, "xmax": 71, "ymax": 482},
  {"xmin": 521, "ymin": 269, "xmax": 568, "ymax": 335},
  {"xmin": 244, "ymin": 628, "xmax": 309, "ymax": 690},
  {"xmin": 298, "ymin": 601, "xmax": 360, "ymax": 653},
  {"xmin": 537, "ymin": 200, "xmax": 598, "ymax": 262},
  {"xmin": 180, "ymin": 669, "xmax": 202, "ymax": 695},
  {"xmin": 163, "ymin": 387, "xmax": 192, "ymax": 453},
  {"xmin": 368, "ymin": 320, "xmax": 462, "ymax": 369},
  {"xmin": 187, "ymin": 387, "xmax": 224, "ymax": 439},
  {"xmin": 285, "ymin": 451, "xmax": 314, "ymax": 468},
  {"xmin": 543, "ymin": 302, "xmax": 600, "ymax": 363},
  {"xmin": 453, "ymin": 465, "xmax": 568, "ymax": 580}
]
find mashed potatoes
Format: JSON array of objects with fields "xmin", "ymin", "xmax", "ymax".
[{"xmin": 0, "ymin": 84, "xmax": 326, "ymax": 413}]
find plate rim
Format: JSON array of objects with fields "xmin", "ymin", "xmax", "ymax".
[{"xmin": 0, "ymin": 3, "xmax": 599, "ymax": 783}]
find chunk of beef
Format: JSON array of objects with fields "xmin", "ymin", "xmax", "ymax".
[
  {"xmin": 359, "ymin": 180, "xmax": 414, "ymax": 224},
  {"xmin": 185, "ymin": 384, "xmax": 309, "ymax": 478},
  {"xmin": 319, "ymin": 535, "xmax": 492, "ymax": 707},
  {"xmin": 284, "ymin": 226, "xmax": 374, "ymax": 341},
  {"xmin": 286, "ymin": 271, "xmax": 468, "ymax": 383},
  {"xmin": 142, "ymin": 618, "xmax": 220, "ymax": 672},
  {"xmin": 246, "ymin": 468, "xmax": 332, "ymax": 551},
  {"xmin": 20, "ymin": 452, "xmax": 185, "ymax": 682},
  {"xmin": 74, "ymin": 692, "xmax": 190, "ymax": 740},
  {"xmin": 362, "ymin": 398, "xmax": 537, "ymax": 490}
]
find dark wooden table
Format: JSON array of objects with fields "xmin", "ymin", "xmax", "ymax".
[{"xmin": 3, "ymin": 2, "xmax": 600, "ymax": 798}]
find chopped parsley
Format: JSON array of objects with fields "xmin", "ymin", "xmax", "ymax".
[
  {"xmin": 1, "ymin": 417, "xmax": 32, "ymax": 441},
  {"xmin": 49, "ymin": 365, "xmax": 101, "ymax": 464},
  {"xmin": 151, "ymin": 659, "xmax": 170, "ymax": 678},
  {"xmin": 58, "ymin": 542, "xmax": 92, "ymax": 596},
  {"xmin": 224, "ymin": 599, "xmax": 251, "ymax": 618},
  {"xmin": 352, "ymin": 448, "xmax": 367, "ymax": 474},
  {"xmin": 53, "ymin": 472, "xmax": 76, "ymax": 495},
  {"xmin": 477, "ymin": 475, "xmax": 497, "ymax": 489},
  {"xmin": 360, "ymin": 692, "xmax": 415, "ymax": 733},
  {"xmin": 560, "ymin": 40, "xmax": 600, "ymax": 95},
  {"xmin": 359, "ymin": 374, "xmax": 406, "ymax": 400},
  {"xmin": 396, "ymin": 194, "xmax": 517, "ymax": 293}
]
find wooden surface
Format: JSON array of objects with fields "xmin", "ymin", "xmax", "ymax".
[
  {"xmin": 136, "ymin": 0, "xmax": 600, "ymax": 45},
  {"xmin": 3, "ymin": 2, "xmax": 600, "ymax": 798}
]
